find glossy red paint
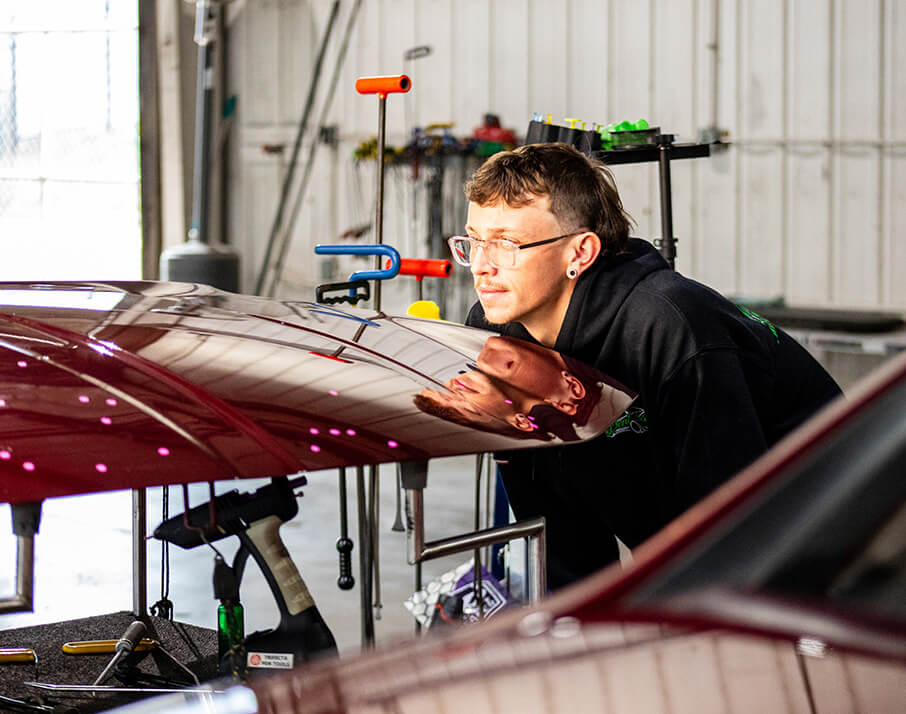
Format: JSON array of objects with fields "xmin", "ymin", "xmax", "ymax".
[{"xmin": 0, "ymin": 281, "xmax": 633, "ymax": 504}]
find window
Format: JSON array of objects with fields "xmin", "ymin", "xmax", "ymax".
[{"xmin": 0, "ymin": 1, "xmax": 140, "ymax": 280}]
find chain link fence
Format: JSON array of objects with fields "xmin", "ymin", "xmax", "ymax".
[{"xmin": 0, "ymin": 1, "xmax": 140, "ymax": 280}]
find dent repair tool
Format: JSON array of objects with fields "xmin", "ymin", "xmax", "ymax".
[
  {"xmin": 92, "ymin": 621, "xmax": 148, "ymax": 686},
  {"xmin": 354, "ymin": 74, "xmax": 411, "ymax": 312}
]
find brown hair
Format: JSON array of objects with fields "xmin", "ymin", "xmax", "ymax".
[{"xmin": 464, "ymin": 143, "xmax": 634, "ymax": 258}]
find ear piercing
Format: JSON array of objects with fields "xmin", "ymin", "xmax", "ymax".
[{"xmin": 566, "ymin": 266, "xmax": 578, "ymax": 279}]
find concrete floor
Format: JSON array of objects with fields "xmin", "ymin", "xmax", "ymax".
[{"xmin": 0, "ymin": 456, "xmax": 500, "ymax": 656}]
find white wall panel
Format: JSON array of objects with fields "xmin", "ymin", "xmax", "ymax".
[
  {"xmin": 489, "ymin": 0, "xmax": 530, "ymax": 129},
  {"xmin": 832, "ymin": 0, "xmax": 882, "ymax": 307},
  {"xmin": 226, "ymin": 0, "xmax": 906, "ymax": 313}
]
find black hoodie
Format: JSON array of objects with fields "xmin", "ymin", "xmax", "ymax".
[{"xmin": 466, "ymin": 238, "xmax": 841, "ymax": 589}]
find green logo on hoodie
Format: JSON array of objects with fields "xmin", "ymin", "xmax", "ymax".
[{"xmin": 737, "ymin": 305, "xmax": 780, "ymax": 343}]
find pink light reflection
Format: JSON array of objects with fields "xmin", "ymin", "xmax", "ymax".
[
  {"xmin": 346, "ymin": 429, "xmax": 356, "ymax": 436},
  {"xmin": 95, "ymin": 463, "xmax": 108, "ymax": 473},
  {"xmin": 106, "ymin": 398, "xmax": 117, "ymax": 407},
  {"xmin": 329, "ymin": 390, "xmax": 339, "ymax": 396},
  {"xmin": 17, "ymin": 361, "xmax": 27, "ymax": 368},
  {"xmin": 329, "ymin": 428, "xmax": 341, "ymax": 436},
  {"xmin": 309, "ymin": 427, "xmax": 320, "ymax": 435},
  {"xmin": 100, "ymin": 417, "xmax": 112, "ymax": 425},
  {"xmin": 504, "ymin": 399, "xmax": 513, "ymax": 405},
  {"xmin": 387, "ymin": 440, "xmax": 398, "ymax": 449},
  {"xmin": 78, "ymin": 395, "xmax": 90, "ymax": 404},
  {"xmin": 0, "ymin": 450, "xmax": 10, "ymax": 460},
  {"xmin": 22, "ymin": 462, "xmax": 35, "ymax": 472},
  {"xmin": 310, "ymin": 444, "xmax": 321, "ymax": 453},
  {"xmin": 0, "ymin": 399, "xmax": 6, "ymax": 407},
  {"xmin": 157, "ymin": 447, "xmax": 170, "ymax": 456}
]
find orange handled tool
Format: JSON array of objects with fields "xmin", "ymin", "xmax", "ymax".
[
  {"xmin": 386, "ymin": 258, "xmax": 452, "ymax": 280},
  {"xmin": 355, "ymin": 74, "xmax": 413, "ymax": 311},
  {"xmin": 355, "ymin": 75, "xmax": 411, "ymax": 98}
]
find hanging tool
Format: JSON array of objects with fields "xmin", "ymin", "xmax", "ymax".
[
  {"xmin": 336, "ymin": 467, "xmax": 355, "ymax": 590},
  {"xmin": 354, "ymin": 74, "xmax": 412, "ymax": 311},
  {"xmin": 314, "ymin": 243, "xmax": 401, "ymax": 298}
]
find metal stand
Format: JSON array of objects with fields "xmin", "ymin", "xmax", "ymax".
[
  {"xmin": 132, "ymin": 489, "xmax": 147, "ymax": 617},
  {"xmin": 593, "ymin": 139, "xmax": 710, "ymax": 271}
]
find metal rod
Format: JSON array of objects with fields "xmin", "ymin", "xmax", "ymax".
[
  {"xmin": 188, "ymin": 8, "xmax": 213, "ymax": 244},
  {"xmin": 474, "ymin": 454, "xmax": 484, "ymax": 619},
  {"xmin": 254, "ymin": 0, "xmax": 341, "ymax": 295},
  {"xmin": 369, "ymin": 464, "xmax": 382, "ymax": 621},
  {"xmin": 657, "ymin": 137, "xmax": 676, "ymax": 269},
  {"xmin": 374, "ymin": 95, "xmax": 387, "ymax": 311},
  {"xmin": 404, "ymin": 485, "xmax": 546, "ymax": 604},
  {"xmin": 133, "ymin": 488, "xmax": 147, "ymax": 617},
  {"xmin": 355, "ymin": 465, "xmax": 374, "ymax": 647},
  {"xmin": 0, "ymin": 535, "xmax": 34, "ymax": 613}
]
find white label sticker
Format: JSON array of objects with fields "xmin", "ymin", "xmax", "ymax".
[{"xmin": 246, "ymin": 651, "xmax": 295, "ymax": 669}]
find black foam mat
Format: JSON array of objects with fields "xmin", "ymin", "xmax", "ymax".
[{"xmin": 0, "ymin": 611, "xmax": 217, "ymax": 713}]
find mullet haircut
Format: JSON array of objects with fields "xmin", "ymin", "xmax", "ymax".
[{"xmin": 464, "ymin": 143, "xmax": 634, "ymax": 258}]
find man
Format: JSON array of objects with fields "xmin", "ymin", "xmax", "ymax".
[{"xmin": 449, "ymin": 143, "xmax": 841, "ymax": 589}]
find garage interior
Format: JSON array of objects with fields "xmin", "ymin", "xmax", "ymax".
[{"xmin": 1, "ymin": 1, "xmax": 905, "ymax": 712}]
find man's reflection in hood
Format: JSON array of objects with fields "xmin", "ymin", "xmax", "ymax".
[{"xmin": 416, "ymin": 336, "xmax": 633, "ymax": 442}]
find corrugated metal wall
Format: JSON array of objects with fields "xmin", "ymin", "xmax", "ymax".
[{"xmin": 226, "ymin": 0, "xmax": 906, "ymax": 318}]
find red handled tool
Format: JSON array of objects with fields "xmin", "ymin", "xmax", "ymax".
[
  {"xmin": 385, "ymin": 257, "xmax": 452, "ymax": 301},
  {"xmin": 355, "ymin": 75, "xmax": 411, "ymax": 311}
]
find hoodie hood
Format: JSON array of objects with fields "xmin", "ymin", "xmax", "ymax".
[{"xmin": 555, "ymin": 238, "xmax": 669, "ymax": 357}]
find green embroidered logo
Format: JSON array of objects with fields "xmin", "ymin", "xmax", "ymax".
[
  {"xmin": 737, "ymin": 305, "xmax": 780, "ymax": 343},
  {"xmin": 605, "ymin": 406, "xmax": 648, "ymax": 438}
]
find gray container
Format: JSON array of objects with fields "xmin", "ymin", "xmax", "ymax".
[{"xmin": 160, "ymin": 240, "xmax": 240, "ymax": 293}]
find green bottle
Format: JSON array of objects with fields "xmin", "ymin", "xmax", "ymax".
[
  {"xmin": 217, "ymin": 598, "xmax": 245, "ymax": 671},
  {"xmin": 213, "ymin": 554, "xmax": 245, "ymax": 677}
]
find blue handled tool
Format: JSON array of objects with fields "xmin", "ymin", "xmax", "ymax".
[{"xmin": 315, "ymin": 244, "xmax": 401, "ymax": 296}]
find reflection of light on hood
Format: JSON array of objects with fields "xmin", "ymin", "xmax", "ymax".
[
  {"xmin": 95, "ymin": 463, "xmax": 108, "ymax": 473},
  {"xmin": 106, "ymin": 398, "xmax": 117, "ymax": 407},
  {"xmin": 310, "ymin": 445, "xmax": 321, "ymax": 453},
  {"xmin": 157, "ymin": 447, "xmax": 170, "ymax": 457},
  {"xmin": 17, "ymin": 360, "xmax": 27, "ymax": 368},
  {"xmin": 387, "ymin": 440, "xmax": 398, "ymax": 448},
  {"xmin": 78, "ymin": 395, "xmax": 90, "ymax": 403},
  {"xmin": 346, "ymin": 429, "xmax": 356, "ymax": 436},
  {"xmin": 310, "ymin": 427, "xmax": 320, "ymax": 435},
  {"xmin": 88, "ymin": 342, "xmax": 115, "ymax": 357},
  {"xmin": 0, "ymin": 288, "xmax": 124, "ymax": 312},
  {"xmin": 0, "ymin": 450, "xmax": 10, "ymax": 460},
  {"xmin": 23, "ymin": 461, "xmax": 35, "ymax": 471},
  {"xmin": 0, "ymin": 399, "xmax": 6, "ymax": 407},
  {"xmin": 100, "ymin": 417, "xmax": 112, "ymax": 425},
  {"xmin": 329, "ymin": 390, "xmax": 339, "ymax": 396}
]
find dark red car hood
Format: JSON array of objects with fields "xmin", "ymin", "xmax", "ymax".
[{"xmin": 0, "ymin": 281, "xmax": 632, "ymax": 504}]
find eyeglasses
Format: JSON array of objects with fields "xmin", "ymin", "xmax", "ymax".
[{"xmin": 447, "ymin": 231, "xmax": 584, "ymax": 269}]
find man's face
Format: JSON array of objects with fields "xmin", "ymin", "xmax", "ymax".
[{"xmin": 466, "ymin": 196, "xmax": 576, "ymax": 343}]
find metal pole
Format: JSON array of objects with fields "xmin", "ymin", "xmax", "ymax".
[
  {"xmin": 656, "ymin": 134, "xmax": 676, "ymax": 269},
  {"xmin": 374, "ymin": 95, "xmax": 387, "ymax": 311},
  {"xmin": 132, "ymin": 489, "xmax": 147, "ymax": 616},
  {"xmin": 355, "ymin": 466, "xmax": 375, "ymax": 647},
  {"xmin": 188, "ymin": 5, "xmax": 214, "ymax": 245}
]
